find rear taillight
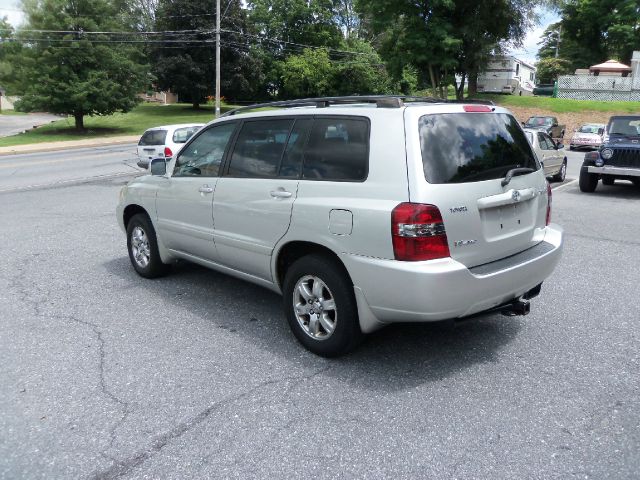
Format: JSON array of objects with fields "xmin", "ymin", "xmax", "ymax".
[
  {"xmin": 546, "ymin": 182, "xmax": 552, "ymax": 226},
  {"xmin": 164, "ymin": 147, "xmax": 173, "ymax": 158},
  {"xmin": 391, "ymin": 203, "xmax": 450, "ymax": 261}
]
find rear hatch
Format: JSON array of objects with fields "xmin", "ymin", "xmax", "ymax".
[
  {"xmin": 137, "ymin": 129, "xmax": 168, "ymax": 161},
  {"xmin": 404, "ymin": 105, "xmax": 549, "ymax": 268}
]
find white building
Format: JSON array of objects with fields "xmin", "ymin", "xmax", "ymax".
[{"xmin": 477, "ymin": 56, "xmax": 536, "ymax": 95}]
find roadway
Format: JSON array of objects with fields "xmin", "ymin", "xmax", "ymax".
[{"xmin": 0, "ymin": 145, "xmax": 638, "ymax": 479}]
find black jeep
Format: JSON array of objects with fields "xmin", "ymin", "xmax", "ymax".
[{"xmin": 579, "ymin": 115, "xmax": 640, "ymax": 192}]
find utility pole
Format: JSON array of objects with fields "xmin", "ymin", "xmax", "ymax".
[
  {"xmin": 215, "ymin": 0, "xmax": 221, "ymax": 118},
  {"xmin": 555, "ymin": 24, "xmax": 561, "ymax": 59}
]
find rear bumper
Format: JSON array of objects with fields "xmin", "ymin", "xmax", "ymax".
[
  {"xmin": 588, "ymin": 166, "xmax": 640, "ymax": 177},
  {"xmin": 343, "ymin": 225, "xmax": 564, "ymax": 333}
]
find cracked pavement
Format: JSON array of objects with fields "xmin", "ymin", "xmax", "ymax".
[{"xmin": 0, "ymin": 149, "xmax": 639, "ymax": 479}]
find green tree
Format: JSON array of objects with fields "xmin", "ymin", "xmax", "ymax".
[
  {"xmin": 535, "ymin": 57, "xmax": 572, "ymax": 83},
  {"xmin": 14, "ymin": 0, "xmax": 147, "ymax": 129},
  {"xmin": 541, "ymin": 0, "xmax": 640, "ymax": 70},
  {"xmin": 0, "ymin": 17, "xmax": 22, "ymax": 97},
  {"xmin": 279, "ymin": 48, "xmax": 335, "ymax": 97},
  {"xmin": 153, "ymin": 0, "xmax": 264, "ymax": 107},
  {"xmin": 332, "ymin": 38, "xmax": 391, "ymax": 95}
]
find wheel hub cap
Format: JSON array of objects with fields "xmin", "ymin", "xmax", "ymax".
[
  {"xmin": 293, "ymin": 275, "xmax": 337, "ymax": 341},
  {"xmin": 131, "ymin": 226, "xmax": 151, "ymax": 268}
]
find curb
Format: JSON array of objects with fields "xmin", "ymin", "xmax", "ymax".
[{"xmin": 0, "ymin": 136, "xmax": 140, "ymax": 156}]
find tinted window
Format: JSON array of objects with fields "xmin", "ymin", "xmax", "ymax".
[
  {"xmin": 608, "ymin": 118, "xmax": 640, "ymax": 137},
  {"xmin": 227, "ymin": 119, "xmax": 294, "ymax": 177},
  {"xmin": 139, "ymin": 130, "xmax": 167, "ymax": 146},
  {"xmin": 419, "ymin": 113, "xmax": 538, "ymax": 184},
  {"xmin": 279, "ymin": 119, "xmax": 312, "ymax": 178},
  {"xmin": 173, "ymin": 123, "xmax": 236, "ymax": 177},
  {"xmin": 302, "ymin": 118, "xmax": 369, "ymax": 181},
  {"xmin": 538, "ymin": 133, "xmax": 552, "ymax": 150},
  {"xmin": 173, "ymin": 126, "xmax": 201, "ymax": 143}
]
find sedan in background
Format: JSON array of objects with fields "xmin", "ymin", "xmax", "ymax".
[
  {"xmin": 524, "ymin": 128, "xmax": 568, "ymax": 182},
  {"xmin": 569, "ymin": 123, "xmax": 605, "ymax": 151},
  {"xmin": 136, "ymin": 124, "xmax": 204, "ymax": 169}
]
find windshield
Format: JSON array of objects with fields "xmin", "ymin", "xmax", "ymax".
[
  {"xmin": 526, "ymin": 117, "xmax": 552, "ymax": 127},
  {"xmin": 608, "ymin": 118, "xmax": 640, "ymax": 137},
  {"xmin": 578, "ymin": 125, "xmax": 602, "ymax": 134},
  {"xmin": 419, "ymin": 113, "xmax": 539, "ymax": 184}
]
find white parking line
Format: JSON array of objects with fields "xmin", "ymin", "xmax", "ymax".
[{"xmin": 552, "ymin": 179, "xmax": 578, "ymax": 192}]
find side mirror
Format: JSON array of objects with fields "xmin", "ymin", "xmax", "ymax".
[
  {"xmin": 556, "ymin": 143, "xmax": 565, "ymax": 150},
  {"xmin": 150, "ymin": 158, "xmax": 167, "ymax": 176},
  {"xmin": 598, "ymin": 128, "xmax": 604, "ymax": 135},
  {"xmin": 553, "ymin": 122, "xmax": 558, "ymax": 127},
  {"xmin": 539, "ymin": 160, "xmax": 545, "ymax": 169}
]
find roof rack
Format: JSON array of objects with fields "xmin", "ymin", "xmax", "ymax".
[{"xmin": 221, "ymin": 95, "xmax": 495, "ymax": 117}]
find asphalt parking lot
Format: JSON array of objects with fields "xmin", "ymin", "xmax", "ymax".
[{"xmin": 1, "ymin": 147, "xmax": 638, "ymax": 479}]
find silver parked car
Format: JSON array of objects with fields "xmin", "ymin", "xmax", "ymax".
[
  {"xmin": 523, "ymin": 128, "xmax": 568, "ymax": 182},
  {"xmin": 569, "ymin": 123, "xmax": 605, "ymax": 151},
  {"xmin": 117, "ymin": 96, "xmax": 564, "ymax": 357}
]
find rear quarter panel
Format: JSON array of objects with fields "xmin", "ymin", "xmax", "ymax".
[{"xmin": 276, "ymin": 109, "xmax": 410, "ymax": 264}]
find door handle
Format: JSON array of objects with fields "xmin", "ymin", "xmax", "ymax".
[
  {"xmin": 199, "ymin": 185, "xmax": 214, "ymax": 194},
  {"xmin": 270, "ymin": 189, "xmax": 292, "ymax": 199}
]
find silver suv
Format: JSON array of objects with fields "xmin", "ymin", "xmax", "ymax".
[{"xmin": 117, "ymin": 96, "xmax": 564, "ymax": 357}]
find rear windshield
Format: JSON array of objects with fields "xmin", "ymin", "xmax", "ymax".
[
  {"xmin": 173, "ymin": 126, "xmax": 201, "ymax": 143},
  {"xmin": 419, "ymin": 113, "xmax": 539, "ymax": 184},
  {"xmin": 139, "ymin": 129, "xmax": 167, "ymax": 146}
]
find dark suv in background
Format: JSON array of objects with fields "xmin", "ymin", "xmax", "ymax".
[{"xmin": 580, "ymin": 115, "xmax": 640, "ymax": 192}]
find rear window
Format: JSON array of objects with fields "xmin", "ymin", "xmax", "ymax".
[
  {"xmin": 419, "ymin": 113, "xmax": 539, "ymax": 184},
  {"xmin": 173, "ymin": 126, "xmax": 201, "ymax": 143},
  {"xmin": 302, "ymin": 117, "xmax": 369, "ymax": 181},
  {"xmin": 138, "ymin": 129, "xmax": 167, "ymax": 146}
]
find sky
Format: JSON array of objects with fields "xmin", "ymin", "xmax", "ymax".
[
  {"xmin": 0, "ymin": 0, "xmax": 22, "ymax": 27},
  {"xmin": 1, "ymin": 1, "xmax": 559, "ymax": 65}
]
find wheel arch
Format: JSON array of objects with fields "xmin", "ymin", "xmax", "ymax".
[
  {"xmin": 274, "ymin": 241, "xmax": 352, "ymax": 291},
  {"xmin": 123, "ymin": 204, "xmax": 150, "ymax": 230}
]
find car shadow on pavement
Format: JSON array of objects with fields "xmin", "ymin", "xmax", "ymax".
[
  {"xmin": 103, "ymin": 257, "xmax": 523, "ymax": 391},
  {"xmin": 569, "ymin": 181, "xmax": 640, "ymax": 199}
]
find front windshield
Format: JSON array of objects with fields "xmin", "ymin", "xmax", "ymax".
[
  {"xmin": 608, "ymin": 118, "xmax": 640, "ymax": 137},
  {"xmin": 579, "ymin": 125, "xmax": 601, "ymax": 134},
  {"xmin": 526, "ymin": 117, "xmax": 550, "ymax": 127}
]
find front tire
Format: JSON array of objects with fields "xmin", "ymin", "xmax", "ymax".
[
  {"xmin": 282, "ymin": 254, "xmax": 363, "ymax": 357},
  {"xmin": 126, "ymin": 213, "xmax": 170, "ymax": 278},
  {"xmin": 579, "ymin": 169, "xmax": 598, "ymax": 192}
]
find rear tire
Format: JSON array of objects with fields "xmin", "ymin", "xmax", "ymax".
[
  {"xmin": 579, "ymin": 169, "xmax": 598, "ymax": 192},
  {"xmin": 126, "ymin": 213, "xmax": 170, "ymax": 278},
  {"xmin": 282, "ymin": 254, "xmax": 363, "ymax": 357},
  {"xmin": 602, "ymin": 176, "xmax": 615, "ymax": 186},
  {"xmin": 553, "ymin": 160, "xmax": 567, "ymax": 182}
]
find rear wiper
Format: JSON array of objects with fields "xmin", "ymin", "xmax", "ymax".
[{"xmin": 501, "ymin": 167, "xmax": 535, "ymax": 187}]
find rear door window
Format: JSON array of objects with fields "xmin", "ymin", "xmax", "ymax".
[
  {"xmin": 227, "ymin": 119, "xmax": 294, "ymax": 178},
  {"xmin": 419, "ymin": 113, "xmax": 538, "ymax": 184},
  {"xmin": 302, "ymin": 117, "xmax": 369, "ymax": 181},
  {"xmin": 173, "ymin": 126, "xmax": 201, "ymax": 144},
  {"xmin": 139, "ymin": 129, "xmax": 167, "ymax": 146}
]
